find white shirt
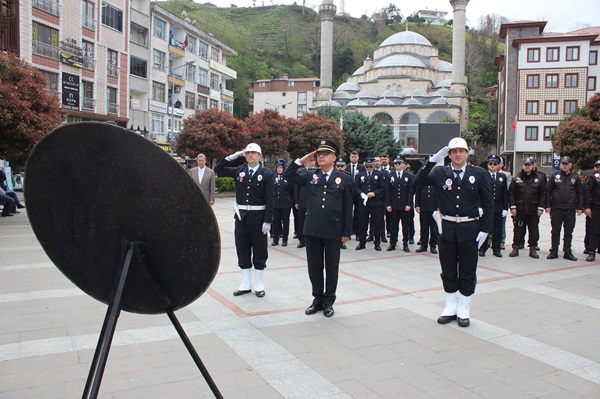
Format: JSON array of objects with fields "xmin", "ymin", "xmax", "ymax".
[{"xmin": 197, "ymin": 166, "xmax": 205, "ymax": 184}]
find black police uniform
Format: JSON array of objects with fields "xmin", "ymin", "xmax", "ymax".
[
  {"xmin": 215, "ymin": 159, "xmax": 274, "ymax": 270},
  {"xmin": 414, "ymin": 162, "xmax": 493, "ymax": 296},
  {"xmin": 480, "ymin": 171, "xmax": 509, "ymax": 255},
  {"xmin": 348, "ymin": 162, "xmax": 365, "ymax": 236},
  {"xmin": 356, "ymin": 169, "xmax": 385, "ymax": 247},
  {"xmin": 377, "ymin": 167, "xmax": 390, "ymax": 241},
  {"xmin": 294, "ymin": 167, "xmax": 318, "ymax": 247},
  {"xmin": 584, "ymin": 171, "xmax": 600, "ymax": 255},
  {"xmin": 547, "ymin": 170, "xmax": 583, "ymax": 254},
  {"xmin": 272, "ymin": 171, "xmax": 294, "ymax": 245},
  {"xmin": 508, "ymin": 169, "xmax": 547, "ymax": 249},
  {"xmin": 415, "ymin": 183, "xmax": 439, "ymax": 250},
  {"xmin": 385, "ymin": 169, "xmax": 415, "ymax": 249},
  {"xmin": 283, "ymin": 162, "xmax": 354, "ymax": 307}
]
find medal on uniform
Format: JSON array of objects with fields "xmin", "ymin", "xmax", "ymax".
[
  {"xmin": 571, "ymin": 178, "xmax": 576, "ymax": 184},
  {"xmin": 499, "ymin": 177, "xmax": 503, "ymax": 182},
  {"xmin": 361, "ymin": 176, "xmax": 365, "ymax": 183},
  {"xmin": 258, "ymin": 174, "xmax": 263, "ymax": 181},
  {"xmin": 404, "ymin": 177, "xmax": 408, "ymax": 182},
  {"xmin": 390, "ymin": 177, "xmax": 395, "ymax": 183},
  {"xmin": 444, "ymin": 178, "xmax": 453, "ymax": 190},
  {"xmin": 533, "ymin": 178, "xmax": 537, "ymax": 183},
  {"xmin": 238, "ymin": 171, "xmax": 245, "ymax": 182},
  {"xmin": 555, "ymin": 175, "xmax": 561, "ymax": 182},
  {"xmin": 335, "ymin": 177, "xmax": 341, "ymax": 184},
  {"xmin": 374, "ymin": 175, "xmax": 378, "ymax": 180},
  {"xmin": 517, "ymin": 177, "xmax": 523, "ymax": 183},
  {"xmin": 469, "ymin": 176, "xmax": 476, "ymax": 184},
  {"xmin": 311, "ymin": 174, "xmax": 319, "ymax": 185},
  {"xmin": 596, "ymin": 173, "xmax": 600, "ymax": 179}
]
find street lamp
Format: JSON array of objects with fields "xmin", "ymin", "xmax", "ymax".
[{"xmin": 168, "ymin": 60, "xmax": 195, "ymax": 150}]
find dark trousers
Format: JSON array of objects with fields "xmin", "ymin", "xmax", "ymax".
[
  {"xmin": 272, "ymin": 207, "xmax": 291, "ymax": 240},
  {"xmin": 512, "ymin": 213, "xmax": 540, "ymax": 247},
  {"xmin": 352, "ymin": 200, "xmax": 360, "ymax": 236},
  {"xmin": 234, "ymin": 219, "xmax": 268, "ymax": 269},
  {"xmin": 550, "ymin": 208, "xmax": 576, "ymax": 251},
  {"xmin": 379, "ymin": 205, "xmax": 390, "ymax": 237},
  {"xmin": 0, "ymin": 195, "xmax": 15, "ymax": 216},
  {"xmin": 588, "ymin": 209, "xmax": 600, "ymax": 252},
  {"xmin": 359, "ymin": 205, "xmax": 381, "ymax": 245},
  {"xmin": 389, "ymin": 209, "xmax": 410, "ymax": 245},
  {"xmin": 297, "ymin": 207, "xmax": 307, "ymax": 244},
  {"xmin": 438, "ymin": 235, "xmax": 478, "ymax": 296},
  {"xmin": 292, "ymin": 206, "xmax": 299, "ymax": 236},
  {"xmin": 408, "ymin": 208, "xmax": 415, "ymax": 240},
  {"xmin": 419, "ymin": 210, "xmax": 439, "ymax": 248},
  {"xmin": 481, "ymin": 212, "xmax": 504, "ymax": 253},
  {"xmin": 305, "ymin": 235, "xmax": 340, "ymax": 305}
]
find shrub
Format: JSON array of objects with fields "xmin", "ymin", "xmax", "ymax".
[{"xmin": 216, "ymin": 176, "xmax": 235, "ymax": 192}]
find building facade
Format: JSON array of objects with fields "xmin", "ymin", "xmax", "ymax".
[
  {"xmin": 249, "ymin": 76, "xmax": 320, "ymax": 119},
  {"xmin": 496, "ymin": 21, "xmax": 600, "ymax": 173},
  {"xmin": 417, "ymin": 9, "xmax": 448, "ymax": 26}
]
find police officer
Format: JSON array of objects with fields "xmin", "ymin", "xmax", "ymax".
[
  {"xmin": 215, "ymin": 143, "xmax": 274, "ymax": 297},
  {"xmin": 355, "ymin": 158, "xmax": 385, "ymax": 251},
  {"xmin": 546, "ymin": 156, "xmax": 583, "ymax": 261},
  {"xmin": 385, "ymin": 156, "xmax": 414, "ymax": 252},
  {"xmin": 508, "ymin": 157, "xmax": 547, "ymax": 258},
  {"xmin": 584, "ymin": 160, "xmax": 600, "ymax": 261},
  {"xmin": 283, "ymin": 139, "xmax": 354, "ymax": 317},
  {"xmin": 294, "ymin": 157, "xmax": 318, "ymax": 249},
  {"xmin": 415, "ymin": 168, "xmax": 439, "ymax": 254},
  {"xmin": 583, "ymin": 161, "xmax": 600, "ymax": 255},
  {"xmin": 479, "ymin": 155, "xmax": 509, "ymax": 258},
  {"xmin": 271, "ymin": 159, "xmax": 294, "ymax": 247},
  {"xmin": 414, "ymin": 137, "xmax": 493, "ymax": 328},
  {"xmin": 348, "ymin": 151, "xmax": 365, "ymax": 238}
]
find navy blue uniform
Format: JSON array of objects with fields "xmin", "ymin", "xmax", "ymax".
[
  {"xmin": 355, "ymin": 170, "xmax": 385, "ymax": 246},
  {"xmin": 385, "ymin": 170, "xmax": 414, "ymax": 247},
  {"xmin": 547, "ymin": 170, "xmax": 583, "ymax": 252},
  {"xmin": 414, "ymin": 163, "xmax": 493, "ymax": 296},
  {"xmin": 481, "ymin": 172, "xmax": 509, "ymax": 254},
  {"xmin": 272, "ymin": 173, "xmax": 294, "ymax": 243},
  {"xmin": 415, "ymin": 183, "xmax": 439, "ymax": 249},
  {"xmin": 215, "ymin": 159, "xmax": 274, "ymax": 270}
]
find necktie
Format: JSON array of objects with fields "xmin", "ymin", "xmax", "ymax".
[
  {"xmin": 454, "ymin": 169, "xmax": 462, "ymax": 184},
  {"xmin": 492, "ymin": 173, "xmax": 496, "ymax": 182},
  {"xmin": 323, "ymin": 173, "xmax": 328, "ymax": 182},
  {"xmin": 248, "ymin": 169, "xmax": 254, "ymax": 179},
  {"xmin": 367, "ymin": 172, "xmax": 371, "ymax": 180},
  {"xmin": 351, "ymin": 165, "xmax": 355, "ymax": 176}
]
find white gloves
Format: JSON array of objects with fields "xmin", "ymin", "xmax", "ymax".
[
  {"xmin": 476, "ymin": 232, "xmax": 489, "ymax": 249},
  {"xmin": 360, "ymin": 192, "xmax": 368, "ymax": 206},
  {"xmin": 226, "ymin": 150, "xmax": 246, "ymax": 161},
  {"xmin": 502, "ymin": 210, "xmax": 508, "ymax": 218},
  {"xmin": 478, "ymin": 207, "xmax": 484, "ymax": 217},
  {"xmin": 262, "ymin": 222, "xmax": 271, "ymax": 235},
  {"xmin": 429, "ymin": 146, "xmax": 449, "ymax": 164}
]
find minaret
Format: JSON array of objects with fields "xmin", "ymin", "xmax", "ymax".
[
  {"xmin": 450, "ymin": 0, "xmax": 469, "ymax": 93},
  {"xmin": 317, "ymin": 0, "xmax": 337, "ymax": 101}
]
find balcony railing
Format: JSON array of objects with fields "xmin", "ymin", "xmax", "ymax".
[
  {"xmin": 82, "ymin": 97, "xmax": 96, "ymax": 110},
  {"xmin": 107, "ymin": 102, "xmax": 119, "ymax": 114},
  {"xmin": 82, "ymin": 14, "xmax": 96, "ymax": 30},
  {"xmin": 32, "ymin": 40, "xmax": 60, "ymax": 59},
  {"xmin": 83, "ymin": 57, "xmax": 96, "ymax": 70},
  {"xmin": 107, "ymin": 65, "xmax": 119, "ymax": 77},
  {"xmin": 32, "ymin": 0, "xmax": 59, "ymax": 16}
]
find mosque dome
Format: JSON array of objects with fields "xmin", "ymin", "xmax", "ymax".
[
  {"xmin": 318, "ymin": 100, "xmax": 341, "ymax": 107},
  {"xmin": 433, "ymin": 88, "xmax": 451, "ymax": 97},
  {"xmin": 336, "ymin": 82, "xmax": 360, "ymax": 92},
  {"xmin": 402, "ymin": 98, "xmax": 422, "ymax": 106},
  {"xmin": 373, "ymin": 54, "xmax": 426, "ymax": 69},
  {"xmin": 406, "ymin": 89, "xmax": 429, "ymax": 97},
  {"xmin": 355, "ymin": 89, "xmax": 377, "ymax": 99},
  {"xmin": 375, "ymin": 98, "xmax": 395, "ymax": 106},
  {"xmin": 347, "ymin": 99, "xmax": 368, "ymax": 107},
  {"xmin": 429, "ymin": 98, "xmax": 454, "ymax": 105},
  {"xmin": 437, "ymin": 60, "xmax": 453, "ymax": 72},
  {"xmin": 380, "ymin": 30, "xmax": 432, "ymax": 47},
  {"xmin": 332, "ymin": 91, "xmax": 353, "ymax": 100},
  {"xmin": 352, "ymin": 66, "xmax": 366, "ymax": 76},
  {"xmin": 435, "ymin": 79, "xmax": 452, "ymax": 88},
  {"xmin": 381, "ymin": 88, "xmax": 402, "ymax": 98}
]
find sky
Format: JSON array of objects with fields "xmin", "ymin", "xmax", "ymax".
[{"xmin": 198, "ymin": 0, "xmax": 600, "ymax": 33}]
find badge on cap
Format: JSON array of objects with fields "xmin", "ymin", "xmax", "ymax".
[
  {"xmin": 469, "ymin": 176, "xmax": 475, "ymax": 184},
  {"xmin": 321, "ymin": 140, "xmax": 326, "ymax": 144},
  {"xmin": 335, "ymin": 177, "xmax": 341, "ymax": 184}
]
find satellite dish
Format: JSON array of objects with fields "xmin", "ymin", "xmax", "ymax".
[{"xmin": 181, "ymin": 10, "xmax": 187, "ymax": 18}]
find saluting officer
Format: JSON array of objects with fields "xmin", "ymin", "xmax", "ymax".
[
  {"xmin": 479, "ymin": 155, "xmax": 509, "ymax": 258},
  {"xmin": 583, "ymin": 160, "xmax": 600, "ymax": 261},
  {"xmin": 355, "ymin": 158, "xmax": 385, "ymax": 251},
  {"xmin": 215, "ymin": 143, "xmax": 274, "ymax": 298},
  {"xmin": 385, "ymin": 156, "xmax": 414, "ymax": 252},
  {"xmin": 508, "ymin": 157, "xmax": 547, "ymax": 258},
  {"xmin": 546, "ymin": 156, "xmax": 583, "ymax": 261},
  {"xmin": 415, "ymin": 167, "xmax": 439, "ymax": 254},
  {"xmin": 271, "ymin": 159, "xmax": 294, "ymax": 247},
  {"xmin": 283, "ymin": 139, "xmax": 354, "ymax": 318},
  {"xmin": 414, "ymin": 137, "xmax": 493, "ymax": 328},
  {"xmin": 294, "ymin": 157, "xmax": 318, "ymax": 249}
]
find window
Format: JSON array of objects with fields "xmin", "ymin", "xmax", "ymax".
[
  {"xmin": 527, "ymin": 48, "xmax": 540, "ymax": 62},
  {"xmin": 210, "ymin": 99, "xmax": 218, "ymax": 109},
  {"xmin": 151, "ymin": 113, "xmax": 164, "ymax": 134},
  {"xmin": 107, "ymin": 49, "xmax": 118, "ymax": 76},
  {"xmin": 107, "ymin": 87, "xmax": 118, "ymax": 114},
  {"xmin": 546, "ymin": 74, "xmax": 558, "ymax": 88},
  {"xmin": 186, "ymin": 36, "xmax": 196, "ymax": 53},
  {"xmin": 564, "ymin": 100, "xmax": 577, "ymax": 114},
  {"xmin": 541, "ymin": 154, "xmax": 553, "ymax": 167},
  {"xmin": 221, "ymin": 100, "xmax": 233, "ymax": 115},
  {"xmin": 543, "ymin": 126, "xmax": 556, "ymax": 141},
  {"xmin": 197, "ymin": 96, "xmax": 207, "ymax": 111},
  {"xmin": 526, "ymin": 74, "xmax": 539, "ymax": 88},
  {"xmin": 565, "ymin": 73, "xmax": 578, "ymax": 88},
  {"xmin": 590, "ymin": 51, "xmax": 598, "ymax": 65},
  {"xmin": 185, "ymin": 64, "xmax": 196, "ymax": 82},
  {"xmin": 153, "ymin": 49, "xmax": 166, "ymax": 71},
  {"xmin": 288, "ymin": 81, "xmax": 295, "ymax": 87},
  {"xmin": 546, "ymin": 47, "xmax": 559, "ymax": 62},
  {"xmin": 82, "ymin": 0, "xmax": 95, "ymax": 30},
  {"xmin": 152, "ymin": 81, "xmax": 165, "ymax": 102},
  {"xmin": 258, "ymin": 82, "xmax": 266, "ymax": 88},
  {"xmin": 545, "ymin": 100, "xmax": 557, "ymax": 114},
  {"xmin": 32, "ymin": 22, "xmax": 59, "ymax": 59},
  {"xmin": 130, "ymin": 57, "xmax": 147, "ymax": 78},
  {"xmin": 589, "ymin": 76, "xmax": 597, "ymax": 91},
  {"xmin": 210, "ymin": 73, "xmax": 220, "ymax": 90},
  {"xmin": 81, "ymin": 41, "xmax": 94, "ymax": 70},
  {"xmin": 525, "ymin": 127, "xmax": 538, "ymax": 141},
  {"xmin": 297, "ymin": 104, "xmax": 307, "ymax": 118},
  {"xmin": 566, "ymin": 46, "xmax": 580, "ymax": 61},
  {"xmin": 153, "ymin": 17, "xmax": 167, "ymax": 39},
  {"xmin": 101, "ymin": 3, "xmax": 123, "ymax": 32},
  {"xmin": 198, "ymin": 68, "xmax": 208, "ymax": 86},
  {"xmin": 282, "ymin": 92, "xmax": 286, "ymax": 97},
  {"xmin": 43, "ymin": 71, "xmax": 58, "ymax": 94},
  {"xmin": 198, "ymin": 41, "xmax": 208, "ymax": 59},
  {"xmin": 82, "ymin": 81, "xmax": 94, "ymax": 109},
  {"xmin": 185, "ymin": 91, "xmax": 195, "ymax": 109},
  {"xmin": 526, "ymin": 101, "xmax": 538, "ymax": 114},
  {"xmin": 298, "ymin": 92, "xmax": 307, "ymax": 104},
  {"xmin": 211, "ymin": 48, "xmax": 219, "ymax": 62}
]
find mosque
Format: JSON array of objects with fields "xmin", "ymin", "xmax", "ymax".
[{"xmin": 315, "ymin": 0, "xmax": 470, "ymax": 151}]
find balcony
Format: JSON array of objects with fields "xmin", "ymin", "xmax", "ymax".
[
  {"xmin": 82, "ymin": 97, "xmax": 96, "ymax": 110},
  {"xmin": 107, "ymin": 102, "xmax": 119, "ymax": 114},
  {"xmin": 83, "ymin": 57, "xmax": 96, "ymax": 70},
  {"xmin": 32, "ymin": 0, "xmax": 59, "ymax": 16},
  {"xmin": 107, "ymin": 64, "xmax": 119, "ymax": 77},
  {"xmin": 32, "ymin": 40, "xmax": 59, "ymax": 59},
  {"xmin": 130, "ymin": 8, "xmax": 150, "ymax": 28},
  {"xmin": 82, "ymin": 13, "xmax": 95, "ymax": 30}
]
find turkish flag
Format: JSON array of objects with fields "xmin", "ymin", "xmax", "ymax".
[
  {"xmin": 511, "ymin": 116, "xmax": 517, "ymax": 131},
  {"xmin": 184, "ymin": 35, "xmax": 189, "ymax": 47}
]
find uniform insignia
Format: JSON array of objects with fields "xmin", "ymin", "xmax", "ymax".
[
  {"xmin": 361, "ymin": 176, "xmax": 365, "ymax": 182},
  {"xmin": 555, "ymin": 175, "xmax": 561, "ymax": 182},
  {"xmin": 499, "ymin": 177, "xmax": 503, "ymax": 182},
  {"xmin": 374, "ymin": 175, "xmax": 378, "ymax": 180},
  {"xmin": 405, "ymin": 177, "xmax": 408, "ymax": 182},
  {"xmin": 320, "ymin": 140, "xmax": 326, "ymax": 144},
  {"xmin": 258, "ymin": 174, "xmax": 263, "ymax": 181},
  {"xmin": 469, "ymin": 176, "xmax": 475, "ymax": 184},
  {"xmin": 516, "ymin": 177, "xmax": 523, "ymax": 183},
  {"xmin": 311, "ymin": 174, "xmax": 319, "ymax": 185},
  {"xmin": 533, "ymin": 178, "xmax": 538, "ymax": 183},
  {"xmin": 335, "ymin": 177, "xmax": 341, "ymax": 184},
  {"xmin": 444, "ymin": 178, "xmax": 453, "ymax": 190},
  {"xmin": 239, "ymin": 172, "xmax": 246, "ymax": 177},
  {"xmin": 390, "ymin": 177, "xmax": 395, "ymax": 183},
  {"xmin": 596, "ymin": 173, "xmax": 600, "ymax": 178},
  {"xmin": 571, "ymin": 178, "xmax": 576, "ymax": 184}
]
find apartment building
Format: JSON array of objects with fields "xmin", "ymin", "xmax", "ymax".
[
  {"xmin": 496, "ymin": 21, "xmax": 600, "ymax": 173},
  {"xmin": 249, "ymin": 75, "xmax": 320, "ymax": 119},
  {"xmin": 416, "ymin": 9, "xmax": 447, "ymax": 26}
]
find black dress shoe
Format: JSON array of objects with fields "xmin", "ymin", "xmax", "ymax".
[
  {"xmin": 493, "ymin": 251, "xmax": 502, "ymax": 258},
  {"xmin": 381, "ymin": 237, "xmax": 387, "ymax": 243},
  {"xmin": 374, "ymin": 245, "xmax": 381, "ymax": 251},
  {"xmin": 293, "ymin": 233, "xmax": 298, "ymax": 239},
  {"xmin": 366, "ymin": 236, "xmax": 374, "ymax": 242},
  {"xmin": 386, "ymin": 245, "xmax": 396, "ymax": 252},
  {"xmin": 297, "ymin": 242, "xmax": 306, "ymax": 248},
  {"xmin": 479, "ymin": 250, "xmax": 486, "ymax": 257},
  {"xmin": 547, "ymin": 251, "xmax": 558, "ymax": 259},
  {"xmin": 437, "ymin": 314, "xmax": 457, "ymax": 324},
  {"xmin": 271, "ymin": 240, "xmax": 279, "ymax": 246},
  {"xmin": 16, "ymin": 204, "xmax": 25, "ymax": 209},
  {"xmin": 341, "ymin": 244, "xmax": 347, "ymax": 250},
  {"xmin": 2, "ymin": 213, "xmax": 13, "ymax": 217},
  {"xmin": 355, "ymin": 244, "xmax": 366, "ymax": 250},
  {"xmin": 255, "ymin": 290, "xmax": 265, "ymax": 298},
  {"xmin": 534, "ymin": 246, "xmax": 540, "ymax": 251},
  {"xmin": 415, "ymin": 246, "xmax": 428, "ymax": 253},
  {"xmin": 584, "ymin": 249, "xmax": 589, "ymax": 254},
  {"xmin": 563, "ymin": 251, "xmax": 577, "ymax": 261},
  {"xmin": 457, "ymin": 317, "xmax": 470, "ymax": 327},
  {"xmin": 409, "ymin": 239, "xmax": 415, "ymax": 244},
  {"xmin": 323, "ymin": 304, "xmax": 334, "ymax": 317},
  {"xmin": 403, "ymin": 245, "xmax": 410, "ymax": 252},
  {"xmin": 417, "ymin": 240, "xmax": 422, "ymax": 246},
  {"xmin": 519, "ymin": 245, "xmax": 525, "ymax": 249},
  {"xmin": 233, "ymin": 289, "xmax": 251, "ymax": 296},
  {"xmin": 430, "ymin": 247, "xmax": 438, "ymax": 254},
  {"xmin": 305, "ymin": 303, "xmax": 323, "ymax": 315},
  {"xmin": 11, "ymin": 210, "xmax": 20, "ymax": 214}
]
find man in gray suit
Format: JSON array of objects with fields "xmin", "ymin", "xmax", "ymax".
[{"xmin": 190, "ymin": 153, "xmax": 215, "ymax": 206}]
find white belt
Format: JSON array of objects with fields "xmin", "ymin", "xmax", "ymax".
[
  {"xmin": 237, "ymin": 204, "xmax": 266, "ymax": 211},
  {"xmin": 441, "ymin": 215, "xmax": 478, "ymax": 223}
]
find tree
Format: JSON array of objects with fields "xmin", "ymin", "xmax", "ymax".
[
  {"xmin": 288, "ymin": 113, "xmax": 344, "ymax": 159},
  {"xmin": 175, "ymin": 108, "xmax": 250, "ymax": 161},
  {"xmin": 245, "ymin": 109, "xmax": 296, "ymax": 158},
  {"xmin": 0, "ymin": 53, "xmax": 63, "ymax": 162},
  {"xmin": 340, "ymin": 112, "xmax": 402, "ymax": 159}
]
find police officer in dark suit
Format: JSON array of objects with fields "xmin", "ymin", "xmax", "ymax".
[
  {"xmin": 508, "ymin": 157, "xmax": 547, "ymax": 259},
  {"xmin": 385, "ymin": 156, "xmax": 414, "ymax": 252},
  {"xmin": 584, "ymin": 160, "xmax": 600, "ymax": 261},
  {"xmin": 414, "ymin": 137, "xmax": 493, "ymax": 328},
  {"xmin": 355, "ymin": 158, "xmax": 385, "ymax": 251},
  {"xmin": 294, "ymin": 157, "xmax": 318, "ymax": 249},
  {"xmin": 348, "ymin": 151, "xmax": 365, "ymax": 238},
  {"xmin": 546, "ymin": 156, "xmax": 583, "ymax": 261},
  {"xmin": 415, "ymin": 171, "xmax": 439, "ymax": 254},
  {"xmin": 215, "ymin": 143, "xmax": 274, "ymax": 298},
  {"xmin": 271, "ymin": 159, "xmax": 294, "ymax": 247},
  {"xmin": 283, "ymin": 139, "xmax": 354, "ymax": 318},
  {"xmin": 375, "ymin": 156, "xmax": 390, "ymax": 243},
  {"xmin": 479, "ymin": 155, "xmax": 509, "ymax": 258}
]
